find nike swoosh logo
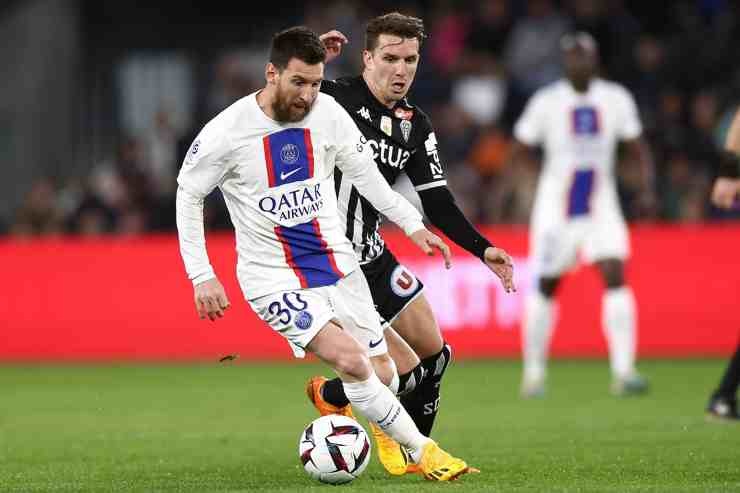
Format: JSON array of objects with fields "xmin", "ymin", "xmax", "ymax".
[
  {"xmin": 280, "ymin": 167, "xmax": 302, "ymax": 180},
  {"xmin": 369, "ymin": 338, "xmax": 383, "ymax": 348}
]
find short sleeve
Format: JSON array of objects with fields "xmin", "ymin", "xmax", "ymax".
[
  {"xmin": 514, "ymin": 91, "xmax": 547, "ymax": 145},
  {"xmin": 617, "ymin": 87, "xmax": 642, "ymax": 140}
]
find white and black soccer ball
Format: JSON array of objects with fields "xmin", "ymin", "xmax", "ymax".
[{"xmin": 298, "ymin": 414, "xmax": 371, "ymax": 484}]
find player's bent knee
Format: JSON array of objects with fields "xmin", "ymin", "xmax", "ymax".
[
  {"xmin": 317, "ymin": 324, "xmax": 372, "ymax": 380},
  {"xmin": 335, "ymin": 350, "xmax": 372, "ymax": 381}
]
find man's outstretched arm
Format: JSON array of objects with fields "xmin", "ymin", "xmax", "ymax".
[{"xmin": 417, "ymin": 186, "xmax": 514, "ymax": 292}]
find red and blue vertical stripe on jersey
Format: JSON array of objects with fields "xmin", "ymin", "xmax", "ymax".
[
  {"xmin": 264, "ymin": 128, "xmax": 342, "ymax": 288},
  {"xmin": 275, "ymin": 219, "xmax": 343, "ymax": 288},
  {"xmin": 263, "ymin": 128, "xmax": 315, "ymax": 187}
]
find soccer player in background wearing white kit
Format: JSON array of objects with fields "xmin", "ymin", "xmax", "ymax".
[
  {"xmin": 175, "ymin": 26, "xmax": 474, "ymax": 481},
  {"xmin": 509, "ymin": 32, "xmax": 656, "ymax": 397}
]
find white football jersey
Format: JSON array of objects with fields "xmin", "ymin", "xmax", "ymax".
[
  {"xmin": 176, "ymin": 92, "xmax": 424, "ymax": 300},
  {"xmin": 514, "ymin": 78, "xmax": 641, "ymax": 226}
]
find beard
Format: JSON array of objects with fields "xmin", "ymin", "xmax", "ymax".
[{"xmin": 272, "ymin": 87, "xmax": 311, "ymax": 122}]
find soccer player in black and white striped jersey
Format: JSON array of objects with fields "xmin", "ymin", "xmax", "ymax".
[{"xmin": 304, "ymin": 13, "xmax": 516, "ymax": 476}]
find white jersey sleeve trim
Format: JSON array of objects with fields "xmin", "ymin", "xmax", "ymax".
[{"xmin": 414, "ymin": 180, "xmax": 447, "ymax": 192}]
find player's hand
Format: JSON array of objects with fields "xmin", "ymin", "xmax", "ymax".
[
  {"xmin": 194, "ymin": 277, "xmax": 231, "ymax": 321},
  {"xmin": 483, "ymin": 246, "xmax": 515, "ymax": 293},
  {"xmin": 409, "ymin": 229, "xmax": 452, "ymax": 269},
  {"xmin": 711, "ymin": 177, "xmax": 740, "ymax": 209},
  {"xmin": 320, "ymin": 30, "xmax": 348, "ymax": 64}
]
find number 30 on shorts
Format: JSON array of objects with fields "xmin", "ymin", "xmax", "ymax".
[{"xmin": 267, "ymin": 292, "xmax": 310, "ymax": 327}]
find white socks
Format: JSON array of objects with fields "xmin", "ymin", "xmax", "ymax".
[
  {"xmin": 343, "ymin": 372, "xmax": 431, "ymax": 463},
  {"xmin": 522, "ymin": 291, "xmax": 554, "ymax": 383},
  {"xmin": 603, "ymin": 286, "xmax": 637, "ymax": 379}
]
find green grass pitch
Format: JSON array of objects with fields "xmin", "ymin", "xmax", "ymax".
[{"xmin": 1, "ymin": 359, "xmax": 738, "ymax": 492}]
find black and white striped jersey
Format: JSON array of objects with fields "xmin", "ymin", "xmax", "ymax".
[{"xmin": 321, "ymin": 76, "xmax": 448, "ymax": 265}]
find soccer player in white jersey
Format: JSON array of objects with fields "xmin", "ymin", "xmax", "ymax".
[
  {"xmin": 509, "ymin": 32, "xmax": 655, "ymax": 397},
  {"xmin": 175, "ymin": 26, "xmax": 474, "ymax": 481}
]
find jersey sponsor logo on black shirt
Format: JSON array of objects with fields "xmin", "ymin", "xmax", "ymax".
[{"xmin": 367, "ymin": 138, "xmax": 411, "ymax": 169}]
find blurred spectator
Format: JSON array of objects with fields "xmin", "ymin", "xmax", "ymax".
[
  {"xmin": 304, "ymin": 0, "xmax": 369, "ymax": 78},
  {"xmin": 504, "ymin": 0, "xmax": 570, "ymax": 100},
  {"xmin": 626, "ymin": 35, "xmax": 667, "ymax": 129},
  {"xmin": 567, "ymin": 0, "xmax": 641, "ymax": 81},
  {"xmin": 206, "ymin": 51, "xmax": 262, "ymax": 117},
  {"xmin": 685, "ymin": 90, "xmax": 723, "ymax": 170},
  {"xmin": 649, "ymin": 87, "xmax": 688, "ymax": 155},
  {"xmin": 428, "ymin": 103, "xmax": 477, "ymax": 169},
  {"xmin": 467, "ymin": 0, "xmax": 513, "ymax": 58},
  {"xmin": 468, "ymin": 125, "xmax": 511, "ymax": 178},
  {"xmin": 6, "ymin": 1, "xmax": 740, "ymax": 236},
  {"xmin": 71, "ymin": 195, "xmax": 116, "ymax": 236},
  {"xmin": 660, "ymin": 151, "xmax": 701, "ymax": 221},
  {"xmin": 451, "ymin": 55, "xmax": 507, "ymax": 127},
  {"xmin": 10, "ymin": 178, "xmax": 64, "ymax": 237},
  {"xmin": 483, "ymin": 150, "xmax": 538, "ymax": 224},
  {"xmin": 145, "ymin": 108, "xmax": 179, "ymax": 199},
  {"xmin": 426, "ymin": 1, "xmax": 470, "ymax": 75}
]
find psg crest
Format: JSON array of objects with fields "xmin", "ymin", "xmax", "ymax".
[{"xmin": 281, "ymin": 143, "xmax": 300, "ymax": 164}]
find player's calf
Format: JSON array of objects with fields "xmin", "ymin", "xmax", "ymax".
[
  {"xmin": 400, "ymin": 343, "xmax": 452, "ymax": 436},
  {"xmin": 318, "ymin": 360, "xmax": 427, "ymax": 475}
]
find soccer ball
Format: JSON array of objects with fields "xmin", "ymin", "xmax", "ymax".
[{"xmin": 298, "ymin": 414, "xmax": 371, "ymax": 484}]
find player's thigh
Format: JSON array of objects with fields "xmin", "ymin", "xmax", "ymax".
[
  {"xmin": 361, "ymin": 248, "xmax": 425, "ymax": 330},
  {"xmin": 248, "ymin": 288, "xmax": 336, "ymax": 359},
  {"xmin": 332, "ymin": 269, "xmax": 389, "ymax": 358},
  {"xmin": 383, "ymin": 326, "xmax": 420, "ymax": 375},
  {"xmin": 390, "ymin": 294, "xmax": 444, "ymax": 360},
  {"xmin": 583, "ymin": 217, "xmax": 629, "ymax": 267},
  {"xmin": 530, "ymin": 222, "xmax": 579, "ymax": 279},
  {"xmin": 360, "ymin": 249, "xmax": 435, "ymax": 355},
  {"xmin": 306, "ymin": 319, "xmax": 372, "ymax": 382}
]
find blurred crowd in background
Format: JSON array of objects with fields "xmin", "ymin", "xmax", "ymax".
[{"xmin": 6, "ymin": 0, "xmax": 740, "ymax": 238}]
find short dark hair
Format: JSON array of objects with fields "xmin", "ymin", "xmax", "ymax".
[
  {"xmin": 365, "ymin": 12, "xmax": 426, "ymax": 51},
  {"xmin": 270, "ymin": 26, "xmax": 326, "ymax": 70}
]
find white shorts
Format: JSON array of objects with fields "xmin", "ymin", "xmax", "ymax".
[
  {"xmin": 530, "ymin": 216, "xmax": 630, "ymax": 278},
  {"xmin": 248, "ymin": 269, "xmax": 387, "ymax": 358}
]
